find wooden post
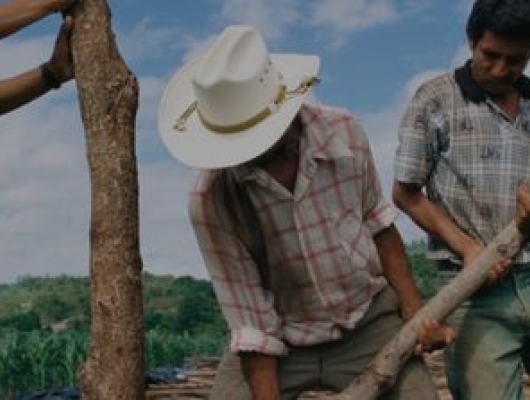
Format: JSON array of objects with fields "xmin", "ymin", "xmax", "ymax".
[{"xmin": 70, "ymin": 1, "xmax": 145, "ymax": 398}]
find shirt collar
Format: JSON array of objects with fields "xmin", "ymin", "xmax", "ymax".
[
  {"xmin": 231, "ymin": 104, "xmax": 356, "ymax": 182},
  {"xmin": 455, "ymin": 59, "xmax": 530, "ymax": 103},
  {"xmin": 299, "ymin": 104, "xmax": 356, "ymax": 161}
]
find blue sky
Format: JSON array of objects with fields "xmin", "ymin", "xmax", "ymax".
[{"xmin": 0, "ymin": 0, "xmax": 520, "ymax": 283}]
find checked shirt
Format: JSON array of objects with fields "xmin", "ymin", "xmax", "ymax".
[
  {"xmin": 395, "ymin": 61, "xmax": 530, "ymax": 263},
  {"xmin": 189, "ymin": 104, "xmax": 395, "ymax": 356}
]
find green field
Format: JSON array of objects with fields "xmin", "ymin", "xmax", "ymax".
[{"xmin": 0, "ymin": 241, "xmax": 434, "ymax": 398}]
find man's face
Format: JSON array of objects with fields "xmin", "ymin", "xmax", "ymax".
[
  {"xmin": 246, "ymin": 115, "xmax": 301, "ymax": 168},
  {"xmin": 470, "ymin": 30, "xmax": 530, "ymax": 97}
]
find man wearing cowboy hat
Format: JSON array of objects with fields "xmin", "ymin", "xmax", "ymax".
[{"xmin": 159, "ymin": 25, "xmax": 450, "ymax": 399}]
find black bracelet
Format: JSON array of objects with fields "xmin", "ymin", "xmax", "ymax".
[{"xmin": 39, "ymin": 63, "xmax": 62, "ymax": 89}]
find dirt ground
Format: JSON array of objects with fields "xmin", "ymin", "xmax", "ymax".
[{"xmin": 146, "ymin": 353, "xmax": 530, "ymax": 399}]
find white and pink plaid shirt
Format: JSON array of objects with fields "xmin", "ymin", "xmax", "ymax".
[{"xmin": 189, "ymin": 104, "xmax": 396, "ymax": 356}]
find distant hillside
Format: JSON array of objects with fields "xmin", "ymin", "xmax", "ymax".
[
  {"xmin": 0, "ymin": 273, "xmax": 226, "ymax": 334},
  {"xmin": 0, "ymin": 241, "xmax": 435, "ymax": 332}
]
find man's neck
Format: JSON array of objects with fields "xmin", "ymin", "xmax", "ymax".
[
  {"xmin": 490, "ymin": 90, "xmax": 520, "ymax": 121},
  {"xmin": 262, "ymin": 121, "xmax": 302, "ymax": 193},
  {"xmin": 262, "ymin": 150, "xmax": 299, "ymax": 193}
]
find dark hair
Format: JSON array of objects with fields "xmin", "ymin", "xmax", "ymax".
[{"xmin": 466, "ymin": 0, "xmax": 530, "ymax": 44}]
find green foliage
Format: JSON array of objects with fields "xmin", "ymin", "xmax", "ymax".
[
  {"xmin": 406, "ymin": 240, "xmax": 437, "ymax": 298},
  {"xmin": 174, "ymin": 278, "xmax": 225, "ymax": 334},
  {"xmin": 0, "ymin": 273, "xmax": 228, "ymax": 397},
  {"xmin": 144, "ymin": 328, "xmax": 227, "ymax": 370},
  {"xmin": 0, "ymin": 310, "xmax": 41, "ymax": 332},
  {"xmin": 0, "ymin": 241, "xmax": 435, "ymax": 396},
  {"xmin": 0, "ymin": 330, "xmax": 88, "ymax": 398},
  {"xmin": 0, "ymin": 275, "xmax": 90, "ymax": 329},
  {"xmin": 0, "ymin": 328, "xmax": 227, "ymax": 398}
]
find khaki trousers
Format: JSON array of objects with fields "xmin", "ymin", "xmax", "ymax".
[{"xmin": 209, "ymin": 286, "xmax": 438, "ymax": 399}]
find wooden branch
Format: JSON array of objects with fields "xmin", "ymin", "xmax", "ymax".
[
  {"xmin": 326, "ymin": 220, "xmax": 525, "ymax": 399},
  {"xmin": 69, "ymin": 0, "xmax": 144, "ymax": 398}
]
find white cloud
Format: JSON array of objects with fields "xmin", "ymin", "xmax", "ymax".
[
  {"xmin": 307, "ymin": 0, "xmax": 434, "ymax": 47},
  {"xmin": 0, "ymin": 68, "xmax": 209, "ymax": 283},
  {"xmin": 451, "ymin": 43, "xmax": 471, "ymax": 67},
  {"xmin": 0, "ymin": 92, "xmax": 89, "ymax": 283},
  {"xmin": 134, "ymin": 75, "xmax": 207, "ymax": 279},
  {"xmin": 3, "ymin": 1, "xmax": 529, "ymax": 284},
  {"xmin": 359, "ymin": 103, "xmax": 427, "ymax": 243},
  {"xmin": 0, "ymin": 27, "xmax": 200, "ymax": 283},
  {"xmin": 310, "ymin": 0, "xmax": 397, "ymax": 33},
  {"xmin": 115, "ymin": 17, "xmax": 215, "ymax": 69},
  {"xmin": 118, "ymin": 19, "xmax": 183, "ymax": 63},
  {"xmin": 0, "ymin": 36, "xmax": 54, "ymax": 77},
  {"xmin": 138, "ymin": 161, "xmax": 207, "ymax": 279},
  {"xmin": 218, "ymin": 0, "xmax": 302, "ymax": 42},
  {"xmin": 458, "ymin": 0, "xmax": 474, "ymax": 15}
]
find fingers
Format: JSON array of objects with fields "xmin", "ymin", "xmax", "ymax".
[
  {"xmin": 60, "ymin": 0, "xmax": 81, "ymax": 18},
  {"xmin": 62, "ymin": 0, "xmax": 81, "ymax": 10},
  {"xmin": 53, "ymin": 17, "xmax": 73, "ymax": 56},
  {"xmin": 487, "ymin": 258, "xmax": 512, "ymax": 284},
  {"xmin": 47, "ymin": 16, "xmax": 75, "ymax": 84},
  {"xmin": 49, "ymin": 0, "xmax": 80, "ymax": 14},
  {"xmin": 415, "ymin": 320, "xmax": 455, "ymax": 355},
  {"xmin": 61, "ymin": 15, "xmax": 74, "ymax": 33},
  {"xmin": 517, "ymin": 180, "xmax": 530, "ymax": 202},
  {"xmin": 517, "ymin": 180, "xmax": 530, "ymax": 234}
]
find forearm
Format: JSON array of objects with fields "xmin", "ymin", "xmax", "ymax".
[
  {"xmin": 0, "ymin": 67, "xmax": 52, "ymax": 115},
  {"xmin": 374, "ymin": 224, "xmax": 423, "ymax": 319},
  {"xmin": 240, "ymin": 352, "xmax": 281, "ymax": 400},
  {"xmin": 392, "ymin": 181, "xmax": 476, "ymax": 259},
  {"xmin": 0, "ymin": 0, "xmax": 55, "ymax": 39}
]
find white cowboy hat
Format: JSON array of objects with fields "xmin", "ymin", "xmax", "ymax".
[{"xmin": 158, "ymin": 25, "xmax": 320, "ymax": 169}]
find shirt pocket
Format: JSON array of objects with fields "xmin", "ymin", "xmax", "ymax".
[{"xmin": 333, "ymin": 209, "xmax": 375, "ymax": 267}]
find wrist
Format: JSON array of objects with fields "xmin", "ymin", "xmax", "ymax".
[
  {"xmin": 401, "ymin": 304, "xmax": 421, "ymax": 321},
  {"xmin": 40, "ymin": 63, "xmax": 62, "ymax": 89},
  {"xmin": 241, "ymin": 352, "xmax": 280, "ymax": 399},
  {"xmin": 400, "ymin": 296, "xmax": 423, "ymax": 322}
]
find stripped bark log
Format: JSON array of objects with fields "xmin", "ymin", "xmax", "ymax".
[
  {"xmin": 69, "ymin": 1, "xmax": 145, "ymax": 398},
  {"xmin": 328, "ymin": 220, "xmax": 525, "ymax": 399}
]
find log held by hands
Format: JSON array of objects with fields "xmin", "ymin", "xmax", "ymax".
[{"xmin": 326, "ymin": 220, "xmax": 525, "ymax": 400}]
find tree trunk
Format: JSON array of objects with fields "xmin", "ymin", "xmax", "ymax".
[
  {"xmin": 326, "ymin": 221, "xmax": 525, "ymax": 399},
  {"xmin": 70, "ymin": 1, "xmax": 144, "ymax": 398}
]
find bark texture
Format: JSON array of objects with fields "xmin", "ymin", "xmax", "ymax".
[
  {"xmin": 70, "ymin": 1, "xmax": 144, "ymax": 398},
  {"xmin": 328, "ymin": 221, "xmax": 525, "ymax": 399}
]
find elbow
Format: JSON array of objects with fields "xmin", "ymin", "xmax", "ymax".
[
  {"xmin": 392, "ymin": 180, "xmax": 421, "ymax": 213},
  {"xmin": 392, "ymin": 181, "xmax": 406, "ymax": 211}
]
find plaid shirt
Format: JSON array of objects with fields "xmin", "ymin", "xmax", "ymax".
[
  {"xmin": 395, "ymin": 61, "xmax": 530, "ymax": 263},
  {"xmin": 189, "ymin": 104, "xmax": 396, "ymax": 355}
]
